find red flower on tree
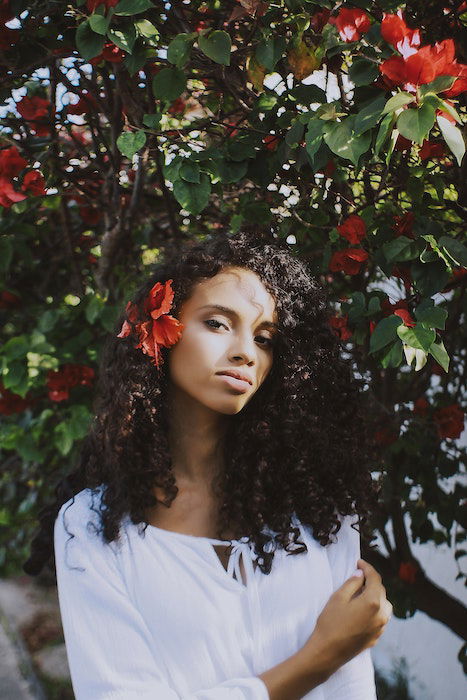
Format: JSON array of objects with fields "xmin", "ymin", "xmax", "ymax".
[
  {"xmin": 329, "ymin": 247, "xmax": 369, "ymax": 275},
  {"xmin": 329, "ymin": 314, "xmax": 352, "ymax": 342},
  {"xmin": 16, "ymin": 96, "xmax": 52, "ymax": 137},
  {"xmin": 0, "ymin": 145, "xmax": 27, "ymax": 177},
  {"xmin": 22, "ymin": 170, "xmax": 46, "ymax": 196},
  {"xmin": 393, "ymin": 211, "xmax": 415, "ymax": 238},
  {"xmin": 381, "ymin": 10, "xmax": 421, "ymax": 58},
  {"xmin": 337, "ymin": 214, "xmax": 366, "ymax": 245},
  {"xmin": 310, "ymin": 8, "xmax": 331, "ymax": 33},
  {"xmin": 433, "ymin": 404, "xmax": 465, "ymax": 439},
  {"xmin": 0, "ymin": 382, "xmax": 34, "ymax": 415},
  {"xmin": 418, "ymin": 140, "xmax": 448, "ymax": 162},
  {"xmin": 86, "ymin": 0, "xmax": 118, "ymax": 11},
  {"xmin": 90, "ymin": 42, "xmax": 125, "ymax": 64},
  {"xmin": 413, "ymin": 397, "xmax": 429, "ymax": 416},
  {"xmin": 263, "ymin": 133, "xmax": 280, "ymax": 151},
  {"xmin": 46, "ymin": 364, "xmax": 95, "ymax": 402},
  {"xmin": 329, "ymin": 8, "xmax": 371, "ymax": 42}
]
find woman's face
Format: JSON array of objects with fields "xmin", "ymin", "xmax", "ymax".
[{"xmin": 168, "ymin": 266, "xmax": 278, "ymax": 415}]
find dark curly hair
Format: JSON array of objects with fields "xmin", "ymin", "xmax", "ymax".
[{"xmin": 24, "ymin": 230, "xmax": 381, "ymax": 579}]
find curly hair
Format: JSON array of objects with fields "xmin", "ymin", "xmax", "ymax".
[{"xmin": 24, "ymin": 230, "xmax": 381, "ymax": 579}]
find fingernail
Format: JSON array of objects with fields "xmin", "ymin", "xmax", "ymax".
[{"xmin": 353, "ymin": 569, "xmax": 364, "ymax": 577}]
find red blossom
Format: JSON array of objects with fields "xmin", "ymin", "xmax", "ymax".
[
  {"xmin": 393, "ymin": 211, "xmax": 415, "ymax": 238},
  {"xmin": 394, "ymin": 134, "xmax": 412, "ymax": 152},
  {"xmin": 391, "ymin": 265, "xmax": 413, "ymax": 293},
  {"xmin": 167, "ymin": 98, "xmax": 186, "ymax": 115},
  {"xmin": 393, "ymin": 308, "xmax": 416, "ymax": 327},
  {"xmin": 329, "ymin": 8, "xmax": 371, "ymax": 42},
  {"xmin": 310, "ymin": 8, "xmax": 331, "ymax": 33},
  {"xmin": 369, "ymin": 320, "xmax": 376, "ymax": 335},
  {"xmin": 22, "ymin": 170, "xmax": 46, "ymax": 196},
  {"xmin": 46, "ymin": 364, "xmax": 95, "ymax": 402},
  {"xmin": 0, "ymin": 290, "xmax": 21, "ymax": 309},
  {"xmin": 418, "ymin": 140, "xmax": 447, "ymax": 161},
  {"xmin": 381, "ymin": 298, "xmax": 416, "ymax": 328},
  {"xmin": 433, "ymin": 404, "xmax": 465, "ymax": 439},
  {"xmin": 263, "ymin": 133, "xmax": 280, "ymax": 150},
  {"xmin": 337, "ymin": 214, "xmax": 366, "ymax": 245},
  {"xmin": 329, "ymin": 247, "xmax": 369, "ymax": 275},
  {"xmin": 381, "ymin": 11, "xmax": 421, "ymax": 58},
  {"xmin": 16, "ymin": 96, "xmax": 53, "ymax": 136},
  {"xmin": 79, "ymin": 206, "xmax": 101, "ymax": 225},
  {"xmin": 67, "ymin": 92, "xmax": 99, "ymax": 115},
  {"xmin": 0, "ymin": 177, "xmax": 26, "ymax": 208},
  {"xmin": 90, "ymin": 43, "xmax": 125, "ymax": 64},
  {"xmin": 0, "ymin": 382, "xmax": 33, "ymax": 415},
  {"xmin": 329, "ymin": 314, "xmax": 352, "ymax": 341},
  {"xmin": 0, "ymin": 145, "xmax": 27, "ymax": 178},
  {"xmin": 225, "ymin": 122, "xmax": 240, "ymax": 138},
  {"xmin": 398, "ymin": 561, "xmax": 418, "ymax": 584}
]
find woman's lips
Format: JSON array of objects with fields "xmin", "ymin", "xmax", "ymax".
[{"xmin": 216, "ymin": 374, "xmax": 251, "ymax": 393}]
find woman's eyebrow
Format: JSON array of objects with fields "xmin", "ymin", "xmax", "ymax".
[{"xmin": 197, "ymin": 304, "xmax": 278, "ymax": 330}]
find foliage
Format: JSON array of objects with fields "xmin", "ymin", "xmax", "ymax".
[{"xmin": 0, "ymin": 0, "xmax": 466, "ymax": 664}]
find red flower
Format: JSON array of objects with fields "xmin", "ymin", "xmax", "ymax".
[
  {"xmin": 90, "ymin": 42, "xmax": 125, "ymax": 64},
  {"xmin": 67, "ymin": 92, "xmax": 99, "ymax": 115},
  {"xmin": 0, "ymin": 290, "xmax": 21, "ymax": 309},
  {"xmin": 0, "ymin": 145, "xmax": 27, "ymax": 178},
  {"xmin": 398, "ymin": 561, "xmax": 418, "ymax": 584},
  {"xmin": 433, "ymin": 404, "xmax": 465, "ymax": 440},
  {"xmin": 393, "ymin": 211, "xmax": 415, "ymax": 238},
  {"xmin": 0, "ymin": 177, "xmax": 26, "ymax": 207},
  {"xmin": 394, "ymin": 134, "xmax": 412, "ymax": 152},
  {"xmin": 79, "ymin": 206, "xmax": 101, "ymax": 225},
  {"xmin": 329, "ymin": 247, "xmax": 369, "ymax": 275},
  {"xmin": 86, "ymin": 0, "xmax": 118, "ymax": 11},
  {"xmin": 337, "ymin": 214, "xmax": 366, "ymax": 245},
  {"xmin": 380, "ymin": 38, "xmax": 467, "ymax": 95},
  {"xmin": 263, "ymin": 133, "xmax": 280, "ymax": 151},
  {"xmin": 46, "ymin": 364, "xmax": 95, "ymax": 402},
  {"xmin": 329, "ymin": 314, "xmax": 352, "ymax": 341},
  {"xmin": 381, "ymin": 11, "xmax": 421, "ymax": 58},
  {"xmin": 168, "ymin": 98, "xmax": 186, "ymax": 115},
  {"xmin": 22, "ymin": 170, "xmax": 46, "ymax": 196},
  {"xmin": 413, "ymin": 397, "xmax": 429, "ymax": 416},
  {"xmin": 0, "ymin": 382, "xmax": 33, "ymax": 415},
  {"xmin": 329, "ymin": 8, "xmax": 371, "ymax": 42},
  {"xmin": 418, "ymin": 140, "xmax": 447, "ymax": 162},
  {"xmin": 225, "ymin": 122, "xmax": 239, "ymax": 138},
  {"xmin": 16, "ymin": 96, "xmax": 52, "ymax": 136},
  {"xmin": 117, "ymin": 280, "xmax": 184, "ymax": 368},
  {"xmin": 369, "ymin": 320, "xmax": 376, "ymax": 335},
  {"xmin": 393, "ymin": 308, "xmax": 416, "ymax": 327},
  {"xmin": 391, "ymin": 265, "xmax": 413, "ymax": 293}
]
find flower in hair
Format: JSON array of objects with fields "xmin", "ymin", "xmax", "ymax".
[{"xmin": 117, "ymin": 279, "xmax": 184, "ymax": 368}]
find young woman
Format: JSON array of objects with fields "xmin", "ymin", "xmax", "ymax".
[{"xmin": 24, "ymin": 231, "xmax": 392, "ymax": 699}]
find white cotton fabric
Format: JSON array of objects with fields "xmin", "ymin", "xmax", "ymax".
[{"xmin": 54, "ymin": 485, "xmax": 377, "ymax": 699}]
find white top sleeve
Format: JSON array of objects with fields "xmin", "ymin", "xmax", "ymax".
[
  {"xmin": 322, "ymin": 514, "xmax": 377, "ymax": 700},
  {"xmin": 54, "ymin": 503, "xmax": 269, "ymax": 700}
]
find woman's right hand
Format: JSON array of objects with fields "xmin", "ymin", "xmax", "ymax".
[{"xmin": 303, "ymin": 558, "xmax": 392, "ymax": 672}]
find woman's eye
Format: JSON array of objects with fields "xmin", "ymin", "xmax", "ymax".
[{"xmin": 205, "ymin": 320, "xmax": 273, "ymax": 348}]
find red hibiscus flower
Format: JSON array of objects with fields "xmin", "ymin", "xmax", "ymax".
[
  {"xmin": 398, "ymin": 561, "xmax": 418, "ymax": 584},
  {"xmin": 381, "ymin": 11, "xmax": 421, "ymax": 58},
  {"xmin": 433, "ymin": 404, "xmax": 465, "ymax": 439},
  {"xmin": 263, "ymin": 133, "xmax": 280, "ymax": 151},
  {"xmin": 0, "ymin": 145, "xmax": 27, "ymax": 178},
  {"xmin": 22, "ymin": 170, "xmax": 46, "ymax": 196},
  {"xmin": 46, "ymin": 364, "xmax": 95, "ymax": 402},
  {"xmin": 329, "ymin": 247, "xmax": 369, "ymax": 275},
  {"xmin": 413, "ymin": 397, "xmax": 429, "ymax": 416},
  {"xmin": 117, "ymin": 280, "xmax": 184, "ymax": 368},
  {"xmin": 310, "ymin": 8, "xmax": 331, "ymax": 33},
  {"xmin": 0, "ymin": 177, "xmax": 26, "ymax": 207},
  {"xmin": 67, "ymin": 92, "xmax": 99, "ymax": 115},
  {"xmin": 0, "ymin": 382, "xmax": 33, "ymax": 415},
  {"xmin": 418, "ymin": 140, "xmax": 447, "ymax": 162},
  {"xmin": 329, "ymin": 8, "xmax": 371, "ymax": 42},
  {"xmin": 393, "ymin": 308, "xmax": 416, "ymax": 327},
  {"xmin": 393, "ymin": 211, "xmax": 415, "ymax": 238},
  {"xmin": 90, "ymin": 42, "xmax": 125, "ymax": 64},
  {"xmin": 394, "ymin": 134, "xmax": 412, "ymax": 152},
  {"xmin": 337, "ymin": 214, "xmax": 366, "ymax": 245},
  {"xmin": 329, "ymin": 314, "xmax": 352, "ymax": 341},
  {"xmin": 16, "ymin": 96, "xmax": 52, "ymax": 136}
]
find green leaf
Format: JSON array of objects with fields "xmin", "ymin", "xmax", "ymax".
[
  {"xmin": 354, "ymin": 95, "xmax": 386, "ymax": 136},
  {"xmin": 285, "ymin": 119, "xmax": 305, "ymax": 148},
  {"xmin": 382, "ymin": 92, "xmax": 415, "ymax": 114},
  {"xmin": 422, "ymin": 94, "xmax": 461, "ymax": 123},
  {"xmin": 85, "ymin": 293, "xmax": 105, "ymax": 324},
  {"xmin": 152, "ymin": 67, "xmax": 187, "ymax": 101},
  {"xmin": 116, "ymin": 130, "xmax": 147, "ymax": 159},
  {"xmin": 108, "ymin": 25, "xmax": 137, "ymax": 53},
  {"xmin": 198, "ymin": 30, "xmax": 231, "ymax": 66},
  {"xmin": 437, "ymin": 115, "xmax": 465, "ymax": 167},
  {"xmin": 419, "ymin": 75, "xmax": 456, "ymax": 97},
  {"xmin": 369, "ymin": 315, "xmax": 403, "ymax": 354},
  {"xmin": 323, "ymin": 116, "xmax": 372, "ymax": 166},
  {"xmin": 374, "ymin": 112, "xmax": 394, "ymax": 156},
  {"xmin": 135, "ymin": 18, "xmax": 159, "ymax": 39},
  {"xmin": 382, "ymin": 236, "xmax": 421, "ymax": 263},
  {"xmin": 412, "ymin": 260, "xmax": 451, "ymax": 297},
  {"xmin": 439, "ymin": 235, "xmax": 467, "ymax": 267},
  {"xmin": 415, "ymin": 305, "xmax": 448, "ymax": 330},
  {"xmin": 89, "ymin": 13, "xmax": 110, "ymax": 35},
  {"xmin": 2, "ymin": 335, "xmax": 29, "ymax": 360},
  {"xmin": 143, "ymin": 112, "xmax": 162, "ymax": 128},
  {"xmin": 348, "ymin": 58, "xmax": 379, "ymax": 87},
  {"xmin": 114, "ymin": 0, "xmax": 153, "ymax": 15},
  {"xmin": 173, "ymin": 173, "xmax": 211, "ymax": 215},
  {"xmin": 290, "ymin": 84, "xmax": 326, "ymax": 105},
  {"xmin": 255, "ymin": 36, "xmax": 287, "ymax": 72},
  {"xmin": 381, "ymin": 339, "xmax": 403, "ymax": 368},
  {"xmin": 397, "ymin": 324, "xmax": 436, "ymax": 352},
  {"xmin": 68, "ymin": 405, "xmax": 92, "ymax": 440},
  {"xmin": 305, "ymin": 118, "xmax": 324, "ymax": 164},
  {"xmin": 428, "ymin": 339, "xmax": 450, "ymax": 373},
  {"xmin": 167, "ymin": 33, "xmax": 196, "ymax": 68},
  {"xmin": 2, "ymin": 362, "xmax": 28, "ymax": 396},
  {"xmin": 0, "ymin": 238, "xmax": 13, "ymax": 272},
  {"xmin": 215, "ymin": 159, "xmax": 248, "ymax": 184},
  {"xmin": 179, "ymin": 161, "xmax": 200, "ymax": 183},
  {"xmin": 397, "ymin": 103, "xmax": 436, "ymax": 145},
  {"xmin": 53, "ymin": 422, "xmax": 74, "ymax": 457},
  {"xmin": 76, "ymin": 19, "xmax": 106, "ymax": 60},
  {"xmin": 124, "ymin": 41, "xmax": 148, "ymax": 75}
]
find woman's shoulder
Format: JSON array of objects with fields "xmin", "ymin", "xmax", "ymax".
[{"xmin": 56, "ymin": 484, "xmax": 106, "ymax": 528}]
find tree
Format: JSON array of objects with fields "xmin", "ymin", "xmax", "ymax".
[{"xmin": 1, "ymin": 0, "xmax": 466, "ymax": 669}]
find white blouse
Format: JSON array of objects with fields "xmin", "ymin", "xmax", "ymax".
[{"xmin": 54, "ymin": 486, "xmax": 377, "ymax": 699}]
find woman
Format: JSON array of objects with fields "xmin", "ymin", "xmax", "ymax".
[{"xmin": 24, "ymin": 231, "xmax": 392, "ymax": 699}]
